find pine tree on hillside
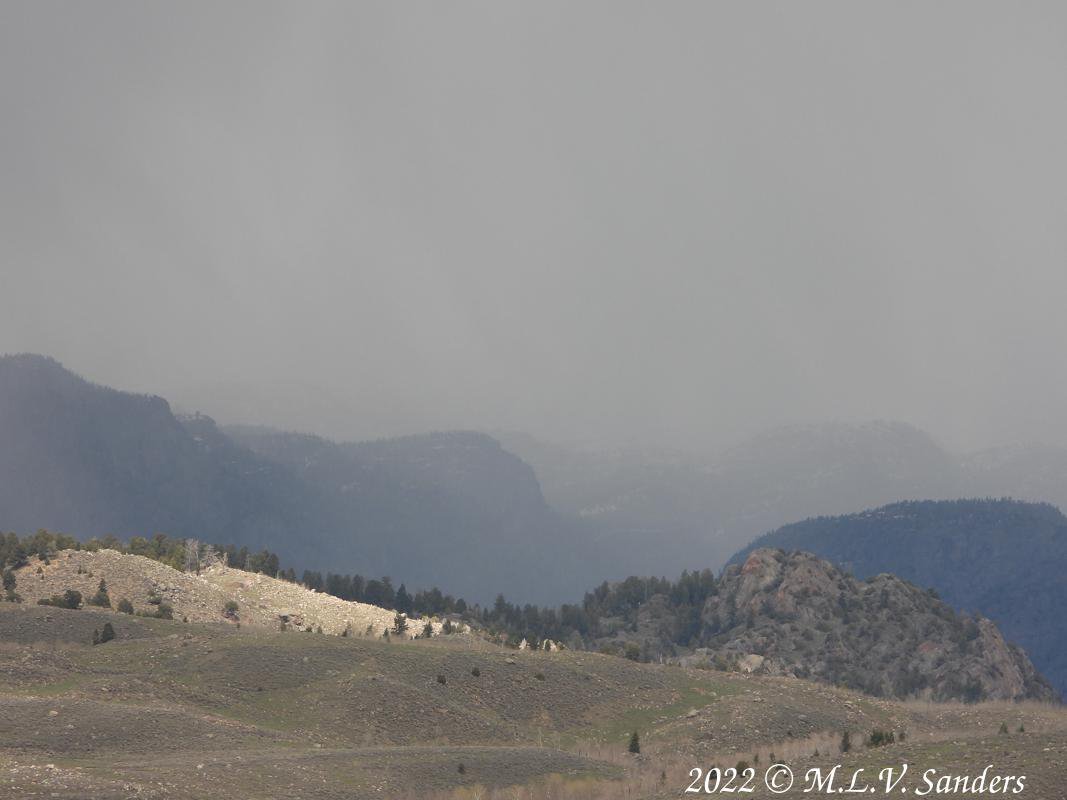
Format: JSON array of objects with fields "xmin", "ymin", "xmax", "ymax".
[
  {"xmin": 395, "ymin": 584, "xmax": 412, "ymax": 615},
  {"xmin": 89, "ymin": 578, "xmax": 110, "ymax": 608}
]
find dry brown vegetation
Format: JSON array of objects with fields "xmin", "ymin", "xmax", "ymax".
[{"xmin": 2, "ymin": 577, "xmax": 1066, "ymax": 798}]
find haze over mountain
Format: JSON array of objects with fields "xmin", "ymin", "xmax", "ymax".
[
  {"xmin": 9, "ymin": 354, "xmax": 1067, "ymax": 608},
  {"xmin": 5, "ymin": 3, "xmax": 1067, "ymax": 456},
  {"xmin": 501, "ymin": 423, "xmax": 1067, "ymax": 571},
  {"xmin": 0, "ymin": 354, "xmax": 590, "ymax": 603}
]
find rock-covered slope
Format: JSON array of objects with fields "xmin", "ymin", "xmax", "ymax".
[
  {"xmin": 10, "ymin": 549, "xmax": 445, "ymax": 637},
  {"xmin": 728, "ymin": 499, "xmax": 1067, "ymax": 695},
  {"xmin": 702, "ymin": 549, "xmax": 1056, "ymax": 703}
]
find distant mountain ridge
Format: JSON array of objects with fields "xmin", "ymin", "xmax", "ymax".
[
  {"xmin": 0, "ymin": 354, "xmax": 314, "ymax": 557},
  {"xmin": 728, "ymin": 499, "xmax": 1067, "ymax": 695},
  {"xmin": 499, "ymin": 421, "xmax": 960, "ymax": 577},
  {"xmin": 501, "ymin": 421, "xmax": 1067, "ymax": 581},
  {"xmin": 222, "ymin": 424, "xmax": 588, "ymax": 601},
  {"xmin": 10, "ymin": 352, "xmax": 1067, "ymax": 623},
  {"xmin": 0, "ymin": 355, "xmax": 586, "ymax": 603}
]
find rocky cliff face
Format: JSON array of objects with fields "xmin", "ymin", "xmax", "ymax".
[
  {"xmin": 700, "ymin": 549, "xmax": 1056, "ymax": 703},
  {"xmin": 726, "ymin": 499, "xmax": 1067, "ymax": 696}
]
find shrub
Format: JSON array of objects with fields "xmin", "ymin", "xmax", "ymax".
[
  {"xmin": 534, "ymin": 671, "xmax": 545, "ymax": 681},
  {"xmin": 436, "ymin": 674, "xmax": 447, "ymax": 685},
  {"xmin": 735, "ymin": 760, "xmax": 749, "ymax": 773},
  {"xmin": 88, "ymin": 579, "xmax": 111, "ymax": 608},
  {"xmin": 422, "ymin": 621, "xmax": 433, "ymax": 638},
  {"xmin": 117, "ymin": 598, "xmax": 134, "ymax": 614},
  {"xmin": 999, "ymin": 722, "xmax": 1009, "ymax": 735},
  {"xmin": 471, "ymin": 667, "xmax": 480, "ymax": 677},
  {"xmin": 867, "ymin": 729, "xmax": 895, "ymax": 748},
  {"xmin": 628, "ymin": 731, "xmax": 640, "ymax": 754},
  {"xmin": 223, "ymin": 600, "xmax": 239, "ymax": 619},
  {"xmin": 1, "ymin": 569, "xmax": 15, "ymax": 593},
  {"xmin": 840, "ymin": 731, "xmax": 851, "ymax": 753},
  {"xmin": 39, "ymin": 589, "xmax": 82, "ymax": 609},
  {"xmin": 154, "ymin": 602, "xmax": 173, "ymax": 620}
]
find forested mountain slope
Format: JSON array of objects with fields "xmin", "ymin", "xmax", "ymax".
[{"xmin": 728, "ymin": 499, "xmax": 1067, "ymax": 694}]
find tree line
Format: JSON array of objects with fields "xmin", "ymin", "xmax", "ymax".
[{"xmin": 1, "ymin": 529, "xmax": 719, "ymax": 659}]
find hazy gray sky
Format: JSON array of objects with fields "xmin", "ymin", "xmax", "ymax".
[{"xmin": 2, "ymin": 2, "xmax": 1066, "ymax": 451}]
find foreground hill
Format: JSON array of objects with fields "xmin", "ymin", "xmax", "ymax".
[
  {"xmin": 0, "ymin": 354, "xmax": 587, "ymax": 603},
  {"xmin": 0, "ymin": 603, "xmax": 1065, "ymax": 799},
  {"xmin": 729, "ymin": 500, "xmax": 1067, "ymax": 695}
]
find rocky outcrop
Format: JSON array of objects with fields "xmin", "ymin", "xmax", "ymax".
[{"xmin": 700, "ymin": 549, "xmax": 1057, "ymax": 703}]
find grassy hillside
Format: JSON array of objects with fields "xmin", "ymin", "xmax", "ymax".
[{"xmin": 1, "ymin": 604, "xmax": 1065, "ymax": 799}]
